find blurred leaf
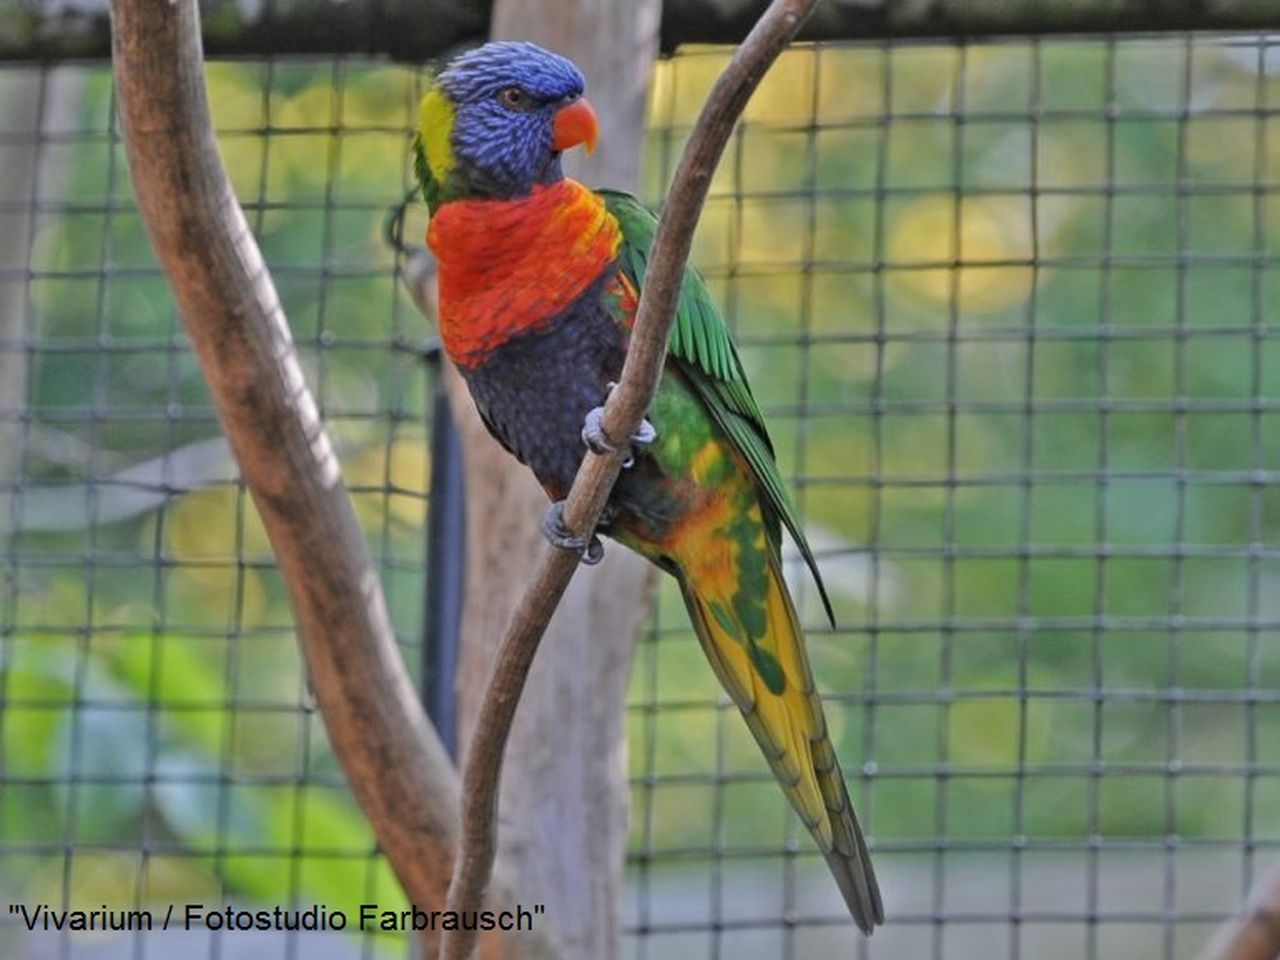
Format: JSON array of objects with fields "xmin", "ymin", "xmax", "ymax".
[{"xmin": 105, "ymin": 635, "xmax": 228, "ymax": 756}]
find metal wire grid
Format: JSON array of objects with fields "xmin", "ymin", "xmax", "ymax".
[
  {"xmin": 0, "ymin": 31, "xmax": 1276, "ymax": 960},
  {"xmin": 626, "ymin": 36, "xmax": 1280, "ymax": 960},
  {"xmin": 0, "ymin": 59, "xmax": 433, "ymax": 959}
]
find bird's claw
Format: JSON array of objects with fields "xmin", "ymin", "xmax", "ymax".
[
  {"xmin": 542, "ymin": 500, "xmax": 604, "ymax": 565},
  {"xmin": 630, "ymin": 417, "xmax": 657, "ymax": 447},
  {"xmin": 581, "ymin": 383, "xmax": 657, "ymax": 470}
]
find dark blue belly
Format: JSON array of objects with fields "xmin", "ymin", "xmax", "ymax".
[{"xmin": 460, "ymin": 280, "xmax": 628, "ymax": 499}]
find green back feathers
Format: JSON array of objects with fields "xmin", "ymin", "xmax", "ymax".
[{"xmin": 600, "ymin": 189, "xmax": 835, "ymax": 626}]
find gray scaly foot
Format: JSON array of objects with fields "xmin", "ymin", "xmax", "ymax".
[
  {"xmin": 581, "ymin": 382, "xmax": 657, "ymax": 469},
  {"xmin": 542, "ymin": 500, "xmax": 604, "ymax": 565}
]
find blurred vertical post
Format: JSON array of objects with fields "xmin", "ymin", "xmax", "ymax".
[
  {"xmin": 0, "ymin": 73, "xmax": 37, "ymax": 546},
  {"xmin": 425, "ymin": 346, "xmax": 466, "ymax": 757},
  {"xmin": 0, "ymin": 69, "xmax": 81, "ymax": 543},
  {"xmin": 444, "ymin": 2, "xmax": 660, "ymax": 957}
]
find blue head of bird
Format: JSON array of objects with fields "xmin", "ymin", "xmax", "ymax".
[{"xmin": 417, "ymin": 41, "xmax": 599, "ymax": 205}]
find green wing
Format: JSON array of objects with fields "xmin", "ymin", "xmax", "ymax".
[{"xmin": 600, "ymin": 189, "xmax": 835, "ymax": 625}]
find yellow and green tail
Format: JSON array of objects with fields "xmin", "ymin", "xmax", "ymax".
[{"xmin": 674, "ymin": 548, "xmax": 883, "ymax": 933}]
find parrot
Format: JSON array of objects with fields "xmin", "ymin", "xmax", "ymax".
[{"xmin": 414, "ymin": 41, "xmax": 883, "ymax": 933}]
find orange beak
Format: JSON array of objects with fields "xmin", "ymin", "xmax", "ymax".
[{"xmin": 552, "ymin": 97, "xmax": 599, "ymax": 155}]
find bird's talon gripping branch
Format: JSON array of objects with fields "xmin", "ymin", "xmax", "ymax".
[
  {"xmin": 542, "ymin": 500, "xmax": 604, "ymax": 565},
  {"xmin": 630, "ymin": 416, "xmax": 657, "ymax": 447},
  {"xmin": 581, "ymin": 384, "xmax": 658, "ymax": 470}
]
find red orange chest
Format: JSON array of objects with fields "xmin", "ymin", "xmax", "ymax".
[{"xmin": 426, "ymin": 179, "xmax": 623, "ymax": 367}]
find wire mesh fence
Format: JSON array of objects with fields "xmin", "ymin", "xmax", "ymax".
[
  {"xmin": 0, "ymin": 56, "xmax": 434, "ymax": 960},
  {"xmin": 2, "ymin": 29, "xmax": 1280, "ymax": 960}
]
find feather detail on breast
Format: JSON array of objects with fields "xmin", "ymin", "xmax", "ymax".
[{"xmin": 427, "ymin": 179, "xmax": 621, "ymax": 367}]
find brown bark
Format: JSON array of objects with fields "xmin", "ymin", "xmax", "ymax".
[
  {"xmin": 1198, "ymin": 860, "xmax": 1280, "ymax": 960},
  {"xmin": 107, "ymin": 2, "xmax": 552, "ymax": 957}
]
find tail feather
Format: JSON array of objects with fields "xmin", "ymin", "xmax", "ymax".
[{"xmin": 676, "ymin": 551, "xmax": 884, "ymax": 934}]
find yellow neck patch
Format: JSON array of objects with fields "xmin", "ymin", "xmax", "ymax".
[{"xmin": 418, "ymin": 87, "xmax": 456, "ymax": 182}]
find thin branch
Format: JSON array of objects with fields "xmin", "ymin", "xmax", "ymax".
[
  {"xmin": 108, "ymin": 3, "xmax": 552, "ymax": 958},
  {"xmin": 1198, "ymin": 860, "xmax": 1280, "ymax": 960},
  {"xmin": 437, "ymin": 1, "xmax": 819, "ymax": 958}
]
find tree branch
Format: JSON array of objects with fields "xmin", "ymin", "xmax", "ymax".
[
  {"xmin": 448, "ymin": 4, "xmax": 662, "ymax": 959},
  {"xmin": 1198, "ymin": 860, "xmax": 1280, "ymax": 960},
  {"xmin": 108, "ymin": 3, "xmax": 553, "ymax": 958},
  {"xmin": 437, "ymin": 1, "xmax": 820, "ymax": 958}
]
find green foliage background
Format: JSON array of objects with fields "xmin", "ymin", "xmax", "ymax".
[{"xmin": 2, "ymin": 36, "xmax": 1280, "ymax": 956}]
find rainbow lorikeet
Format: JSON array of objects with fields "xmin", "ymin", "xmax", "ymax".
[{"xmin": 414, "ymin": 41, "xmax": 883, "ymax": 933}]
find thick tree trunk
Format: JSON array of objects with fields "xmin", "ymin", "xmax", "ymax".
[
  {"xmin": 446, "ymin": 3, "xmax": 661, "ymax": 958},
  {"xmin": 108, "ymin": 3, "xmax": 552, "ymax": 957}
]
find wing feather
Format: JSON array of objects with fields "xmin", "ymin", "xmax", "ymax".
[{"xmin": 600, "ymin": 189, "xmax": 835, "ymax": 625}]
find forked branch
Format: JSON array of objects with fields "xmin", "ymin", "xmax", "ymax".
[
  {"xmin": 437, "ymin": 1, "xmax": 821, "ymax": 958},
  {"xmin": 1198, "ymin": 860, "xmax": 1280, "ymax": 960},
  {"xmin": 109, "ymin": 2, "xmax": 551, "ymax": 957}
]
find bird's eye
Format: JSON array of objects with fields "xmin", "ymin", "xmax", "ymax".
[{"xmin": 498, "ymin": 87, "xmax": 535, "ymax": 111}]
